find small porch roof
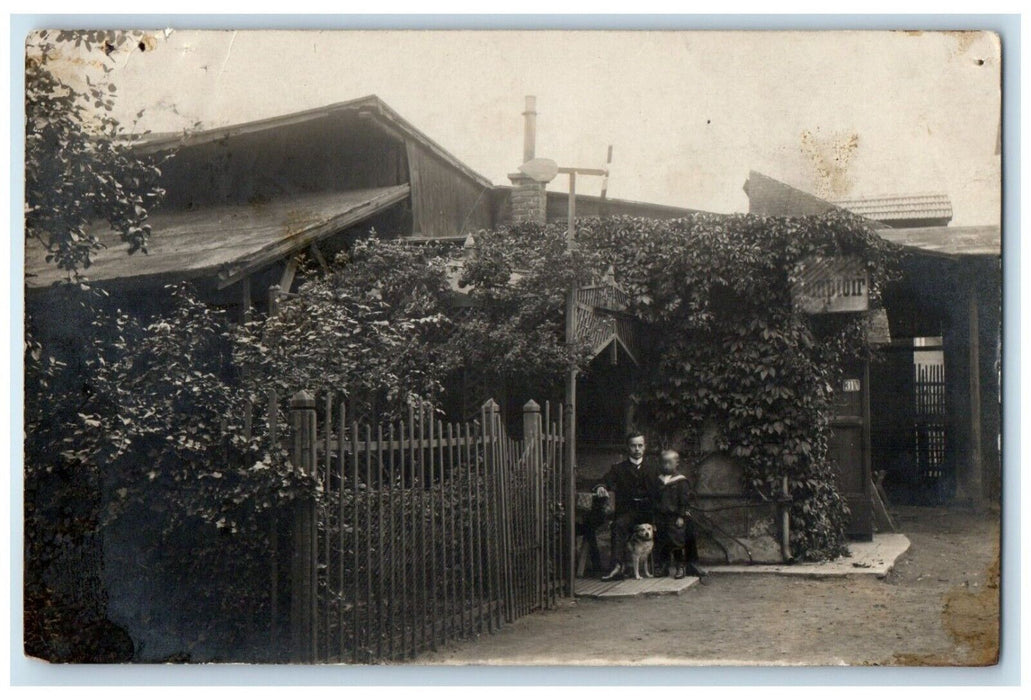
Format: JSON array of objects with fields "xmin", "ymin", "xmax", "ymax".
[
  {"xmin": 575, "ymin": 284, "xmax": 641, "ymax": 366},
  {"xmin": 444, "ymin": 258, "xmax": 642, "ymax": 365}
]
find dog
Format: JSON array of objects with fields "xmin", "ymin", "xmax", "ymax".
[{"xmin": 625, "ymin": 523, "xmax": 655, "ymax": 579}]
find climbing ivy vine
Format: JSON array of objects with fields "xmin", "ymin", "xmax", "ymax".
[{"xmin": 475, "ymin": 211, "xmax": 899, "ymax": 560}]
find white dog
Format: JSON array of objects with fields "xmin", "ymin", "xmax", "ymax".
[{"xmin": 625, "ymin": 523, "xmax": 655, "ymax": 579}]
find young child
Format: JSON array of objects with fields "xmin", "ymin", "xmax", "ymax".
[{"xmin": 652, "ymin": 450, "xmax": 706, "ymax": 579}]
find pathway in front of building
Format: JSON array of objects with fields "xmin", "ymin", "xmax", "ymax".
[{"xmin": 419, "ymin": 507, "xmax": 998, "ymax": 666}]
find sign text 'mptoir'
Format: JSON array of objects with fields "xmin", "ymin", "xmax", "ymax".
[{"xmin": 792, "ymin": 256, "xmax": 870, "ymax": 314}]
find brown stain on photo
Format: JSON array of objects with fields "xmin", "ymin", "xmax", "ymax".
[
  {"xmin": 940, "ymin": 550, "xmax": 1000, "ymax": 665},
  {"xmin": 137, "ymin": 34, "xmax": 159, "ymax": 53},
  {"xmin": 947, "ymin": 30, "xmax": 981, "ymax": 59},
  {"xmin": 891, "ymin": 547, "xmax": 1000, "ymax": 667},
  {"xmin": 800, "ymin": 129, "xmax": 859, "ymax": 200}
]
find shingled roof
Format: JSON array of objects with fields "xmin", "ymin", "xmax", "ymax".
[{"xmin": 830, "ymin": 193, "xmax": 953, "ymax": 226}]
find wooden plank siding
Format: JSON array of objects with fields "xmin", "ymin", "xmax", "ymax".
[
  {"xmin": 545, "ymin": 190, "xmax": 702, "ymax": 222},
  {"xmin": 156, "ymin": 116, "xmax": 407, "ymax": 210},
  {"xmin": 406, "ymin": 138, "xmax": 494, "ymax": 239}
]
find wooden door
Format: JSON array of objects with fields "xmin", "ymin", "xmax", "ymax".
[{"xmin": 827, "ymin": 365, "xmax": 874, "ymax": 539}]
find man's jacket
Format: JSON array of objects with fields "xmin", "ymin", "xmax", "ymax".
[{"xmin": 597, "ymin": 458, "xmax": 657, "ymax": 516}]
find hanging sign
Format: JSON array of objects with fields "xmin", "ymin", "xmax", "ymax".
[{"xmin": 792, "ymin": 256, "xmax": 869, "ymax": 314}]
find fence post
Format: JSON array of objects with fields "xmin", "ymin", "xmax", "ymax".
[
  {"xmin": 522, "ymin": 399, "xmax": 541, "ymax": 448},
  {"xmin": 482, "ymin": 399, "xmax": 504, "ymax": 630},
  {"xmin": 522, "ymin": 400, "xmax": 543, "ymax": 609},
  {"xmin": 289, "ymin": 390, "xmax": 318, "ymax": 663}
]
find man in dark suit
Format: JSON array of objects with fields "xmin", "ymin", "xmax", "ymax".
[{"xmin": 594, "ymin": 431, "xmax": 656, "ymax": 581}]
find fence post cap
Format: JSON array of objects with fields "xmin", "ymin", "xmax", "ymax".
[
  {"xmin": 522, "ymin": 399, "xmax": 541, "ymax": 413},
  {"xmin": 290, "ymin": 389, "xmax": 316, "ymax": 409},
  {"xmin": 482, "ymin": 398, "xmax": 500, "ymax": 412}
]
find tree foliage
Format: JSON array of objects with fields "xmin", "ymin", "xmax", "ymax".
[
  {"xmin": 24, "ymin": 30, "xmax": 172, "ymax": 661},
  {"xmin": 25, "ymin": 30, "xmax": 165, "ymax": 276}
]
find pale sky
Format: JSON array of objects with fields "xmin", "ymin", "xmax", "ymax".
[{"xmin": 45, "ymin": 30, "xmax": 1001, "ymax": 226}]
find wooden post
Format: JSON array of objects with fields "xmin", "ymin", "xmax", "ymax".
[
  {"xmin": 268, "ymin": 283, "xmax": 282, "ymax": 318},
  {"xmin": 376, "ymin": 423, "xmax": 385, "ymax": 660},
  {"xmin": 268, "ymin": 390, "xmax": 280, "ymax": 657},
  {"xmin": 567, "ymin": 171, "xmax": 577, "ymax": 234},
  {"xmin": 364, "ymin": 424, "xmax": 373, "ymax": 658},
  {"xmin": 599, "ymin": 145, "xmax": 613, "ymax": 217},
  {"xmin": 482, "ymin": 399, "xmax": 503, "ymax": 631},
  {"xmin": 469, "ymin": 418, "xmax": 486, "ymax": 635},
  {"xmin": 564, "ymin": 172, "xmax": 578, "ymax": 598},
  {"xmin": 543, "ymin": 401, "xmax": 555, "ymax": 608},
  {"xmin": 967, "ymin": 284, "xmax": 983, "ymax": 506},
  {"xmin": 351, "ymin": 418, "xmax": 361, "ymax": 663},
  {"xmin": 388, "ymin": 421, "xmax": 397, "ymax": 661},
  {"xmin": 428, "ymin": 414, "xmax": 439, "ymax": 649},
  {"xmin": 780, "ymin": 475, "xmax": 791, "ymax": 562},
  {"xmin": 522, "ymin": 400, "xmax": 543, "ymax": 609},
  {"xmin": 240, "ymin": 276, "xmax": 253, "ymax": 324},
  {"xmin": 289, "ymin": 390, "xmax": 318, "ymax": 663},
  {"xmin": 322, "ymin": 393, "xmax": 332, "ymax": 660},
  {"xmin": 337, "ymin": 399, "xmax": 347, "ymax": 661}
]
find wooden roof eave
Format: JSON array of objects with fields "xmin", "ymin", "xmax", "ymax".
[
  {"xmin": 589, "ymin": 333, "xmax": 640, "ymax": 367},
  {"xmin": 24, "ymin": 263, "xmax": 219, "ymax": 296},
  {"xmin": 214, "ymin": 183, "xmax": 410, "ymax": 289},
  {"xmin": 135, "ymin": 95, "xmax": 494, "ymax": 191},
  {"xmin": 878, "ymin": 235, "xmax": 1001, "ymax": 261}
]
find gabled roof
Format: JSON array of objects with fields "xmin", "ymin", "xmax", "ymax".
[
  {"xmin": 135, "ymin": 94, "xmax": 493, "ymax": 190},
  {"xmin": 443, "ymin": 256, "xmax": 641, "ymax": 364},
  {"xmin": 25, "ymin": 185, "xmax": 410, "ymax": 289},
  {"xmin": 575, "ymin": 285, "xmax": 641, "ymax": 366},
  {"xmin": 743, "ymin": 170, "xmax": 838, "ymax": 217},
  {"xmin": 830, "ymin": 193, "xmax": 953, "ymax": 225}
]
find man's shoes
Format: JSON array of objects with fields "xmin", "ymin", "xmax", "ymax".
[
  {"xmin": 685, "ymin": 562, "xmax": 708, "ymax": 579},
  {"xmin": 601, "ymin": 565, "xmax": 624, "ymax": 581},
  {"xmin": 673, "ymin": 565, "xmax": 686, "ymax": 579}
]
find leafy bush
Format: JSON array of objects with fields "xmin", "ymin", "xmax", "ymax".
[
  {"xmin": 234, "ymin": 236, "xmax": 461, "ymax": 419},
  {"xmin": 25, "ymin": 285, "xmax": 310, "ymax": 660}
]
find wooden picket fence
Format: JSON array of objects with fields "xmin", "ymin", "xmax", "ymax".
[{"xmin": 266, "ymin": 391, "xmax": 570, "ymax": 663}]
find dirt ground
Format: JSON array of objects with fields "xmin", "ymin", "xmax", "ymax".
[{"xmin": 420, "ymin": 506, "xmax": 1000, "ymax": 666}]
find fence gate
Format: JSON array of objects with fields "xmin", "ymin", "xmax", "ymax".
[
  {"xmin": 914, "ymin": 361, "xmax": 947, "ymax": 493},
  {"xmin": 274, "ymin": 392, "xmax": 569, "ymax": 663}
]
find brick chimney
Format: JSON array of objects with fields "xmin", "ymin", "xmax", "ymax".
[{"xmin": 508, "ymin": 95, "xmax": 547, "ymax": 225}]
